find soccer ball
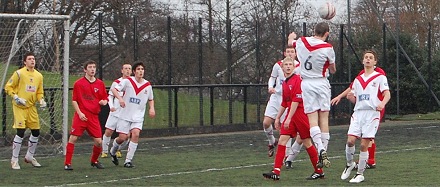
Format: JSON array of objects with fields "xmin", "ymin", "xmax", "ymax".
[{"xmin": 318, "ymin": 2, "xmax": 336, "ymax": 20}]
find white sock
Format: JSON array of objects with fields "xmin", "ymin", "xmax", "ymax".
[
  {"xmin": 110, "ymin": 138, "xmax": 121, "ymax": 155},
  {"xmin": 264, "ymin": 126, "xmax": 276, "ymax": 145},
  {"xmin": 345, "ymin": 144, "xmax": 355, "ymax": 163},
  {"xmin": 286, "ymin": 141, "xmax": 302, "ymax": 162},
  {"xmin": 125, "ymin": 141, "xmax": 138, "ymax": 163},
  {"xmin": 321, "ymin": 132, "xmax": 330, "ymax": 151},
  {"xmin": 12, "ymin": 135, "xmax": 23, "ymax": 162},
  {"xmin": 285, "ymin": 138, "xmax": 292, "ymax": 157},
  {"xmin": 357, "ymin": 151, "xmax": 369, "ymax": 175},
  {"xmin": 310, "ymin": 126, "xmax": 324, "ymax": 151},
  {"xmin": 102, "ymin": 135, "xmax": 111, "ymax": 153},
  {"xmin": 25, "ymin": 135, "xmax": 39, "ymax": 160},
  {"xmin": 119, "ymin": 140, "xmax": 129, "ymax": 150}
]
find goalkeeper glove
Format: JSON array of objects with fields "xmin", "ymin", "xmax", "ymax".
[
  {"xmin": 39, "ymin": 99, "xmax": 47, "ymax": 108},
  {"xmin": 13, "ymin": 95, "xmax": 26, "ymax": 106}
]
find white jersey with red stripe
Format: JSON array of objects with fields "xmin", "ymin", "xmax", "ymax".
[
  {"xmin": 351, "ymin": 71, "xmax": 389, "ymax": 111},
  {"xmin": 114, "ymin": 76, "xmax": 154, "ymax": 122},
  {"xmin": 295, "ymin": 36, "xmax": 335, "ymax": 79},
  {"xmin": 108, "ymin": 78, "xmax": 124, "ymax": 117},
  {"xmin": 269, "ymin": 61, "xmax": 286, "ymax": 95}
]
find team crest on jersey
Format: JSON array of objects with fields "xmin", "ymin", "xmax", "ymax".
[
  {"xmin": 26, "ymin": 85, "xmax": 36, "ymax": 92},
  {"xmin": 30, "ymin": 78, "xmax": 33, "ymax": 83},
  {"xmin": 289, "ymin": 85, "xmax": 292, "ymax": 90},
  {"xmin": 94, "ymin": 88, "xmax": 99, "ymax": 93},
  {"xmin": 144, "ymin": 89, "xmax": 148, "ymax": 94},
  {"xmin": 372, "ymin": 82, "xmax": 377, "ymax": 87}
]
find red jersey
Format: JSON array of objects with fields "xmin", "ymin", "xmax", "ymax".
[
  {"xmin": 281, "ymin": 74, "xmax": 303, "ymax": 109},
  {"xmin": 72, "ymin": 77, "xmax": 108, "ymax": 115}
]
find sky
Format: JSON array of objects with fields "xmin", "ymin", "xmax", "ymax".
[{"xmin": 156, "ymin": 0, "xmax": 357, "ymax": 24}]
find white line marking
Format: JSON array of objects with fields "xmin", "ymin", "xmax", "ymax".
[{"xmin": 50, "ymin": 145, "xmax": 438, "ymax": 186}]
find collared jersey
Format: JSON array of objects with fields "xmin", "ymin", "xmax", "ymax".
[
  {"xmin": 108, "ymin": 78, "xmax": 124, "ymax": 116},
  {"xmin": 114, "ymin": 76, "xmax": 154, "ymax": 122},
  {"xmin": 72, "ymin": 77, "xmax": 108, "ymax": 115},
  {"xmin": 281, "ymin": 74, "xmax": 303, "ymax": 109},
  {"xmin": 351, "ymin": 71, "xmax": 389, "ymax": 111},
  {"xmin": 4, "ymin": 67, "xmax": 44, "ymax": 108},
  {"xmin": 296, "ymin": 36, "xmax": 335, "ymax": 79}
]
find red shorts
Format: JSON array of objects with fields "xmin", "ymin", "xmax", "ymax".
[
  {"xmin": 280, "ymin": 107, "xmax": 311, "ymax": 139},
  {"xmin": 70, "ymin": 111, "xmax": 102, "ymax": 138}
]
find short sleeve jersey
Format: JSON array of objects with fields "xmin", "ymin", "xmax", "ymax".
[
  {"xmin": 270, "ymin": 61, "xmax": 286, "ymax": 94},
  {"xmin": 114, "ymin": 76, "xmax": 154, "ymax": 122},
  {"xmin": 295, "ymin": 36, "xmax": 335, "ymax": 79},
  {"xmin": 351, "ymin": 71, "xmax": 389, "ymax": 111},
  {"xmin": 72, "ymin": 77, "xmax": 108, "ymax": 115},
  {"xmin": 281, "ymin": 74, "xmax": 303, "ymax": 110},
  {"xmin": 108, "ymin": 78, "xmax": 124, "ymax": 116},
  {"xmin": 350, "ymin": 67, "xmax": 386, "ymax": 101}
]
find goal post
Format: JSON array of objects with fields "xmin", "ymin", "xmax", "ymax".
[{"xmin": 0, "ymin": 13, "xmax": 70, "ymax": 158}]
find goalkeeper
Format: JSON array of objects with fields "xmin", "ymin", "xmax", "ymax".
[{"xmin": 4, "ymin": 52, "xmax": 46, "ymax": 170}]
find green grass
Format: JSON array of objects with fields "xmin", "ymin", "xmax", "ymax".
[{"xmin": 0, "ymin": 120, "xmax": 439, "ymax": 186}]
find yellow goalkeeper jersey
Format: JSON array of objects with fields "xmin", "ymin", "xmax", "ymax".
[{"xmin": 4, "ymin": 67, "xmax": 44, "ymax": 108}]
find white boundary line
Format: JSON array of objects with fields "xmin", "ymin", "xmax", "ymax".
[{"xmin": 50, "ymin": 145, "xmax": 437, "ymax": 186}]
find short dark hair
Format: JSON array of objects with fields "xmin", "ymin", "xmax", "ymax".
[
  {"xmin": 363, "ymin": 49, "xmax": 378, "ymax": 62},
  {"xmin": 132, "ymin": 61, "xmax": 145, "ymax": 73},
  {"xmin": 314, "ymin": 22, "xmax": 330, "ymax": 37},
  {"xmin": 23, "ymin": 52, "xmax": 35, "ymax": 62},
  {"xmin": 83, "ymin": 60, "xmax": 97, "ymax": 70}
]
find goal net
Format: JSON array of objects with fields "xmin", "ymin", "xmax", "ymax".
[{"xmin": 0, "ymin": 14, "xmax": 70, "ymax": 159}]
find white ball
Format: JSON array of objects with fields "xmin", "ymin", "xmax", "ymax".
[{"xmin": 318, "ymin": 2, "xmax": 336, "ymax": 20}]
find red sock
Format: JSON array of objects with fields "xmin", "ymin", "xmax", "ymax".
[
  {"xmin": 64, "ymin": 142, "xmax": 75, "ymax": 165},
  {"xmin": 306, "ymin": 146, "xmax": 323, "ymax": 174},
  {"xmin": 91, "ymin": 145, "xmax": 102, "ymax": 163},
  {"xmin": 368, "ymin": 142, "xmax": 376, "ymax": 164},
  {"xmin": 273, "ymin": 144, "xmax": 286, "ymax": 175}
]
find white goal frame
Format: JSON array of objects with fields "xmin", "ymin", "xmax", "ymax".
[{"xmin": 0, "ymin": 13, "xmax": 70, "ymax": 155}]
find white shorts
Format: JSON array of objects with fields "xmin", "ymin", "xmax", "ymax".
[
  {"xmin": 104, "ymin": 115, "xmax": 119, "ymax": 131},
  {"xmin": 301, "ymin": 78, "xmax": 331, "ymax": 114},
  {"xmin": 264, "ymin": 93, "xmax": 282, "ymax": 119},
  {"xmin": 115, "ymin": 119, "xmax": 143, "ymax": 135},
  {"xmin": 347, "ymin": 110, "xmax": 380, "ymax": 139}
]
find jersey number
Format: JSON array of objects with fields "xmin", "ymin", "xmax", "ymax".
[{"xmin": 304, "ymin": 56, "xmax": 313, "ymax": 70}]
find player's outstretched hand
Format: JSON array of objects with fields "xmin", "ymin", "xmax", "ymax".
[{"xmin": 13, "ymin": 95, "xmax": 26, "ymax": 106}]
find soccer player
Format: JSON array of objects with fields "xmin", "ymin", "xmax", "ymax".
[
  {"xmin": 331, "ymin": 53, "xmax": 386, "ymax": 169},
  {"xmin": 263, "ymin": 46, "xmax": 303, "ymax": 160},
  {"xmin": 4, "ymin": 52, "xmax": 46, "ymax": 169},
  {"xmin": 64, "ymin": 60, "xmax": 108, "ymax": 170},
  {"xmin": 101, "ymin": 63, "xmax": 132, "ymax": 158},
  {"xmin": 263, "ymin": 46, "xmax": 303, "ymax": 168},
  {"xmin": 289, "ymin": 22, "xmax": 336, "ymax": 169},
  {"xmin": 109, "ymin": 62, "xmax": 155, "ymax": 168},
  {"xmin": 340, "ymin": 50, "xmax": 390, "ymax": 183},
  {"xmin": 262, "ymin": 57, "xmax": 323, "ymax": 180}
]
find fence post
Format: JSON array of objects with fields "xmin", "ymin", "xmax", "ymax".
[
  {"xmin": 98, "ymin": 12, "xmax": 103, "ymax": 80},
  {"xmin": 210, "ymin": 87, "xmax": 214, "ymax": 126},
  {"xmin": 133, "ymin": 15, "xmax": 139, "ymax": 61},
  {"xmin": 428, "ymin": 22, "xmax": 432, "ymax": 112},
  {"xmin": 167, "ymin": 16, "xmax": 173, "ymax": 128},
  {"xmin": 256, "ymin": 21, "xmax": 261, "ymax": 123},
  {"xmin": 243, "ymin": 86, "xmax": 247, "ymax": 124},
  {"xmin": 2, "ymin": 91, "xmax": 6, "ymax": 137},
  {"xmin": 198, "ymin": 17, "xmax": 204, "ymax": 126}
]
